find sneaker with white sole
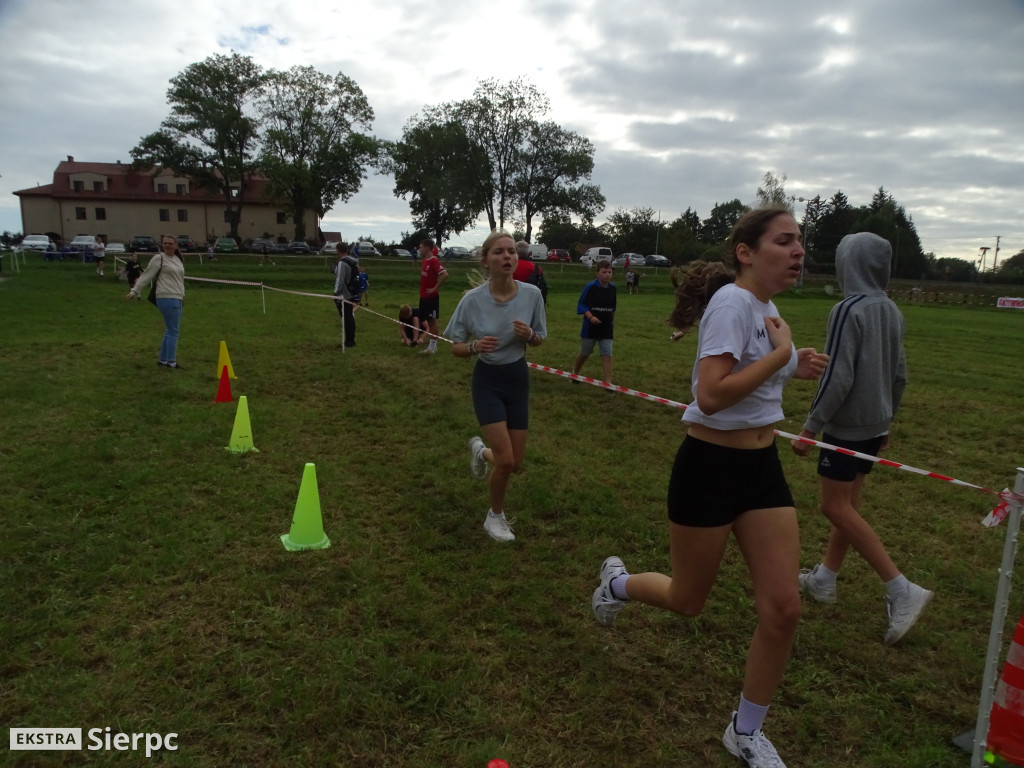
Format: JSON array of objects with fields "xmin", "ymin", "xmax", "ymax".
[
  {"xmin": 468, "ymin": 436, "xmax": 487, "ymax": 479},
  {"xmin": 798, "ymin": 564, "xmax": 837, "ymax": 604},
  {"xmin": 884, "ymin": 582, "xmax": 934, "ymax": 645},
  {"xmin": 722, "ymin": 714, "xmax": 787, "ymax": 768},
  {"xmin": 483, "ymin": 510, "xmax": 515, "ymax": 542},
  {"xmin": 591, "ymin": 556, "xmax": 628, "ymax": 627}
]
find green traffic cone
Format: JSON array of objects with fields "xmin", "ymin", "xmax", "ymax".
[{"xmin": 280, "ymin": 463, "xmax": 330, "ymax": 551}]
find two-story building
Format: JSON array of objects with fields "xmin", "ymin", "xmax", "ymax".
[{"xmin": 14, "ymin": 156, "xmax": 318, "ymax": 247}]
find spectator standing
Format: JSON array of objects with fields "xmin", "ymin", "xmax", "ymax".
[
  {"xmin": 571, "ymin": 260, "xmax": 616, "ymax": 386},
  {"xmin": 791, "ymin": 231, "xmax": 932, "ymax": 645},
  {"xmin": 418, "ymin": 238, "xmax": 449, "ymax": 354},
  {"xmin": 358, "ymin": 266, "xmax": 370, "ymax": 306},
  {"xmin": 93, "ymin": 236, "xmax": 106, "ymax": 277},
  {"xmin": 333, "ymin": 243, "xmax": 360, "ymax": 348},
  {"xmin": 513, "ymin": 240, "xmax": 548, "ymax": 305},
  {"xmin": 125, "ymin": 234, "xmax": 187, "ymax": 369}
]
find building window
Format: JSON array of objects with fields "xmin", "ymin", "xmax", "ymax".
[
  {"xmin": 159, "ymin": 209, "xmax": 170, "ymax": 222},
  {"xmin": 157, "ymin": 183, "xmax": 168, "ymax": 194},
  {"xmin": 93, "ymin": 181, "xmax": 103, "ymax": 192},
  {"xmin": 95, "ymin": 208, "xmax": 106, "ymax": 220},
  {"xmin": 177, "ymin": 209, "xmax": 188, "ymax": 222},
  {"xmin": 176, "ymin": 184, "xmax": 186, "ymax": 195},
  {"xmin": 276, "ymin": 212, "xmax": 287, "ymax": 224},
  {"xmin": 75, "ymin": 207, "xmax": 87, "ymax": 220},
  {"xmin": 73, "ymin": 181, "xmax": 84, "ymax": 192}
]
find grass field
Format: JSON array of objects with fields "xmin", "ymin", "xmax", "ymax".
[{"xmin": 2, "ymin": 254, "xmax": 1022, "ymax": 767}]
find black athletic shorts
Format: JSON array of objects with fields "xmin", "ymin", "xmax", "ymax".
[
  {"xmin": 817, "ymin": 433, "xmax": 885, "ymax": 482},
  {"xmin": 667, "ymin": 434, "xmax": 794, "ymax": 527},
  {"xmin": 419, "ymin": 295, "xmax": 440, "ymax": 321},
  {"xmin": 471, "ymin": 358, "xmax": 530, "ymax": 430}
]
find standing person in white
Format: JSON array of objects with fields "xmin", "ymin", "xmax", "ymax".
[{"xmin": 591, "ymin": 208, "xmax": 828, "ymax": 768}]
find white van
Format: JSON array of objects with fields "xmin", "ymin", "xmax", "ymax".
[
  {"xmin": 528, "ymin": 242, "xmax": 547, "ymax": 261},
  {"xmin": 581, "ymin": 247, "xmax": 613, "ymax": 267}
]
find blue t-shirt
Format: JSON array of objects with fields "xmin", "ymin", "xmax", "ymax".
[
  {"xmin": 577, "ymin": 280, "xmax": 616, "ymax": 340},
  {"xmin": 444, "ymin": 281, "xmax": 547, "ymax": 365}
]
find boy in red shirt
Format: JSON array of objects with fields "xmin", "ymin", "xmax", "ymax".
[{"xmin": 418, "ymin": 238, "xmax": 449, "ymax": 354}]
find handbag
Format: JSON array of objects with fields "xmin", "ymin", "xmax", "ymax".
[{"xmin": 146, "ymin": 257, "xmax": 163, "ymax": 305}]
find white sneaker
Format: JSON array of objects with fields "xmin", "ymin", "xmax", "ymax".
[
  {"xmin": 798, "ymin": 564, "xmax": 837, "ymax": 604},
  {"xmin": 591, "ymin": 556, "xmax": 628, "ymax": 627},
  {"xmin": 483, "ymin": 510, "xmax": 515, "ymax": 542},
  {"xmin": 420, "ymin": 346, "xmax": 437, "ymax": 354},
  {"xmin": 468, "ymin": 437, "xmax": 487, "ymax": 479},
  {"xmin": 884, "ymin": 582, "xmax": 934, "ymax": 645},
  {"xmin": 723, "ymin": 714, "xmax": 787, "ymax": 768}
]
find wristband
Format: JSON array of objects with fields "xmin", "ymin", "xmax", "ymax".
[
  {"xmin": 469, "ymin": 341, "xmax": 478, "ymax": 355},
  {"xmin": 528, "ymin": 329, "xmax": 537, "ymax": 344}
]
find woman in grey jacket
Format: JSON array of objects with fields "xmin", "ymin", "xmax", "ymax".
[{"xmin": 791, "ymin": 231, "xmax": 932, "ymax": 645}]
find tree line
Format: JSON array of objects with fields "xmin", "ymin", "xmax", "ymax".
[{"xmin": 124, "ymin": 53, "xmax": 1019, "ymax": 285}]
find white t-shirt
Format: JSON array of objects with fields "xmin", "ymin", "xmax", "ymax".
[
  {"xmin": 444, "ymin": 281, "xmax": 547, "ymax": 365},
  {"xmin": 682, "ymin": 282, "xmax": 796, "ymax": 430}
]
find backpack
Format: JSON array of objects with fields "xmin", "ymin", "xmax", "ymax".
[
  {"xmin": 334, "ymin": 256, "xmax": 360, "ymax": 299},
  {"xmin": 524, "ymin": 262, "xmax": 548, "ymax": 303}
]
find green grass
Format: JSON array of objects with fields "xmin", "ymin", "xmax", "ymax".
[{"xmin": 1, "ymin": 255, "xmax": 1022, "ymax": 767}]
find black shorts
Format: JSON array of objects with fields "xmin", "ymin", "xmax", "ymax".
[
  {"xmin": 471, "ymin": 358, "xmax": 529, "ymax": 430},
  {"xmin": 817, "ymin": 433, "xmax": 885, "ymax": 482},
  {"xmin": 419, "ymin": 295, "xmax": 440, "ymax": 321},
  {"xmin": 667, "ymin": 435, "xmax": 794, "ymax": 527}
]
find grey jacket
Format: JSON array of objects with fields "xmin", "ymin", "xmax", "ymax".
[{"xmin": 803, "ymin": 232, "xmax": 908, "ymax": 440}]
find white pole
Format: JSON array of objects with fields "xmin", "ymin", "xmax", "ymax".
[{"xmin": 971, "ymin": 468, "xmax": 1024, "ymax": 768}]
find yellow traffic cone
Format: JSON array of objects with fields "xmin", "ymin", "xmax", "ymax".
[
  {"xmin": 216, "ymin": 340, "xmax": 236, "ymax": 380},
  {"xmin": 225, "ymin": 395, "xmax": 259, "ymax": 454},
  {"xmin": 280, "ymin": 463, "xmax": 331, "ymax": 551}
]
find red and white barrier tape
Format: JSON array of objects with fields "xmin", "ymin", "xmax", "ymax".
[{"xmin": 183, "ymin": 275, "xmax": 1024, "ymax": 514}]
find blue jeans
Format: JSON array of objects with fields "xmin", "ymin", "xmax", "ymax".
[{"xmin": 155, "ymin": 298, "xmax": 182, "ymax": 363}]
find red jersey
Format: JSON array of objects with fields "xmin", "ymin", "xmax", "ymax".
[{"xmin": 420, "ymin": 256, "xmax": 446, "ymax": 298}]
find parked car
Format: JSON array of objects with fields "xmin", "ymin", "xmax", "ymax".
[
  {"xmin": 320, "ymin": 240, "xmax": 341, "ymax": 254},
  {"xmin": 20, "ymin": 234, "xmax": 54, "ymax": 252},
  {"xmin": 129, "ymin": 235, "xmax": 159, "ymax": 252},
  {"xmin": 269, "ymin": 241, "xmax": 290, "ymax": 254},
  {"xmin": 213, "ymin": 237, "xmax": 238, "ymax": 253},
  {"xmin": 391, "ymin": 248, "xmax": 413, "ymax": 259},
  {"xmin": 613, "ymin": 253, "xmax": 645, "ymax": 267},
  {"xmin": 68, "ymin": 235, "xmax": 97, "ymax": 252},
  {"xmin": 288, "ymin": 241, "xmax": 311, "ymax": 254},
  {"xmin": 546, "ymin": 248, "xmax": 570, "ymax": 262},
  {"xmin": 443, "ymin": 246, "xmax": 472, "ymax": 259},
  {"xmin": 250, "ymin": 237, "xmax": 276, "ymax": 253},
  {"xmin": 581, "ymin": 247, "xmax": 613, "ymax": 267},
  {"xmin": 646, "ymin": 254, "xmax": 671, "ymax": 268},
  {"xmin": 356, "ymin": 241, "xmax": 381, "ymax": 257},
  {"xmin": 105, "ymin": 242, "xmax": 126, "ymax": 256},
  {"xmin": 176, "ymin": 235, "xmax": 198, "ymax": 251}
]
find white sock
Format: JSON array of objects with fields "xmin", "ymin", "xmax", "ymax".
[
  {"xmin": 815, "ymin": 564, "xmax": 838, "ymax": 586},
  {"xmin": 885, "ymin": 573, "xmax": 909, "ymax": 598},
  {"xmin": 428, "ymin": 340, "xmax": 437, "ymax": 351},
  {"xmin": 610, "ymin": 574, "xmax": 630, "ymax": 601},
  {"xmin": 736, "ymin": 694, "xmax": 770, "ymax": 736}
]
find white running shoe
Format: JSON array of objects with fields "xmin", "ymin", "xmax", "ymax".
[
  {"xmin": 420, "ymin": 346, "xmax": 437, "ymax": 354},
  {"xmin": 798, "ymin": 564, "xmax": 837, "ymax": 604},
  {"xmin": 591, "ymin": 556, "xmax": 628, "ymax": 627},
  {"xmin": 468, "ymin": 436, "xmax": 487, "ymax": 479},
  {"xmin": 723, "ymin": 714, "xmax": 787, "ymax": 768},
  {"xmin": 483, "ymin": 510, "xmax": 515, "ymax": 542},
  {"xmin": 884, "ymin": 582, "xmax": 934, "ymax": 645}
]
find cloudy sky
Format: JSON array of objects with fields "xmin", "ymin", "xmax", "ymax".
[{"xmin": 1, "ymin": 0, "xmax": 1022, "ymax": 265}]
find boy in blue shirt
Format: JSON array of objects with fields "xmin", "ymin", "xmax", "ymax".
[{"xmin": 571, "ymin": 260, "xmax": 616, "ymax": 385}]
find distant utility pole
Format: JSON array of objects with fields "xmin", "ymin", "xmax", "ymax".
[
  {"xmin": 993, "ymin": 236, "xmax": 1000, "ymax": 270},
  {"xmin": 979, "ymin": 247, "xmax": 990, "ymax": 273}
]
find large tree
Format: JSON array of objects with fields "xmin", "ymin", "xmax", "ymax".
[
  {"xmin": 754, "ymin": 170, "xmax": 790, "ymax": 209},
  {"xmin": 413, "ymin": 77, "xmax": 604, "ymax": 236},
  {"xmin": 387, "ymin": 120, "xmax": 487, "ymax": 246},
  {"xmin": 131, "ymin": 52, "xmax": 265, "ymax": 239},
  {"xmin": 258, "ymin": 66, "xmax": 378, "ymax": 242},
  {"xmin": 512, "ymin": 120, "xmax": 604, "ymax": 242}
]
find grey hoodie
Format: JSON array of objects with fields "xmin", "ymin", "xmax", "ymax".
[{"xmin": 803, "ymin": 232, "xmax": 908, "ymax": 440}]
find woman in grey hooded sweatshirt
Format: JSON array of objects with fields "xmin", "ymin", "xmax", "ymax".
[{"xmin": 791, "ymin": 231, "xmax": 933, "ymax": 645}]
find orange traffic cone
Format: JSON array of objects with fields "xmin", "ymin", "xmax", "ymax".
[
  {"xmin": 215, "ymin": 365, "xmax": 233, "ymax": 403},
  {"xmin": 988, "ymin": 611, "xmax": 1024, "ymax": 766}
]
